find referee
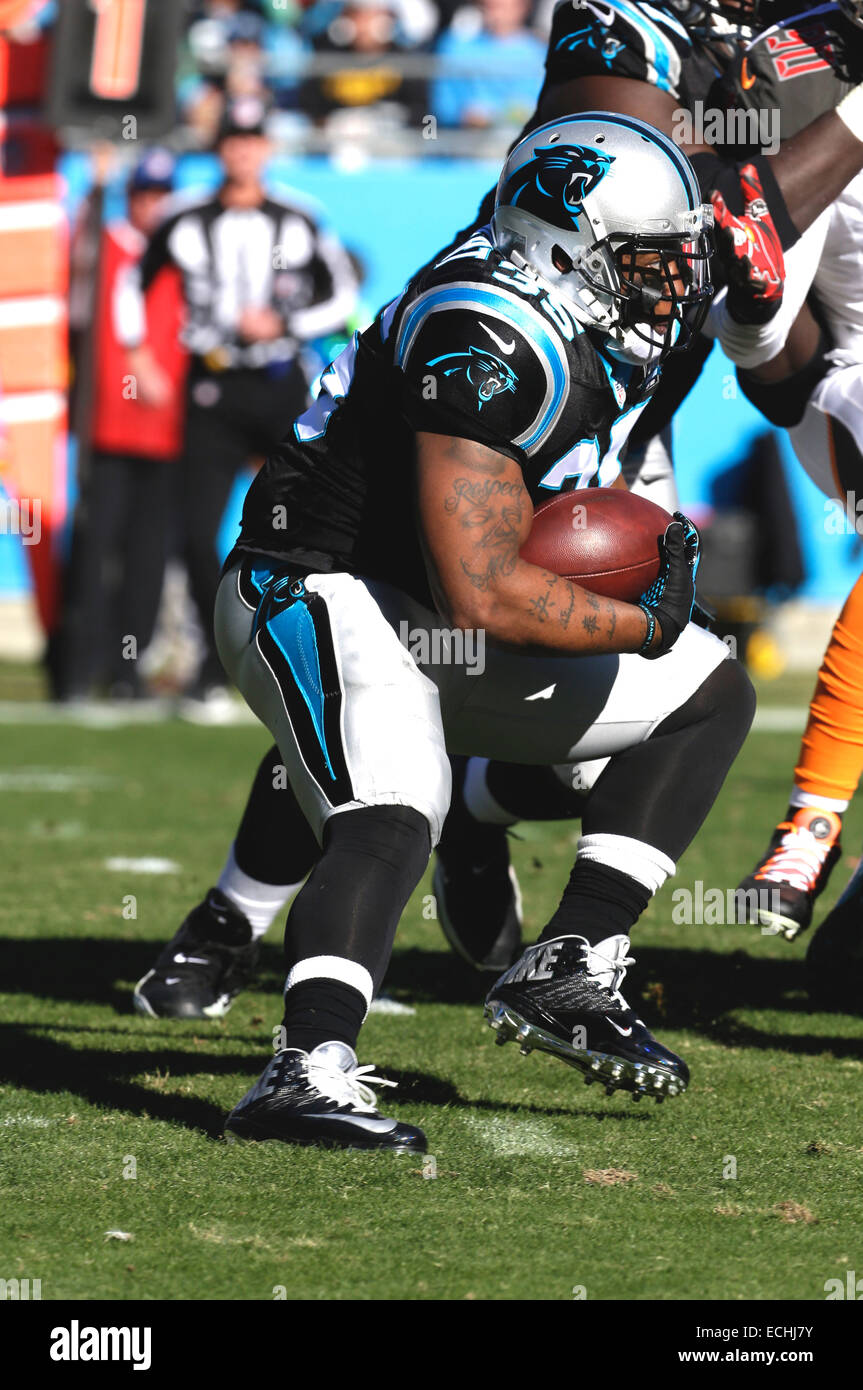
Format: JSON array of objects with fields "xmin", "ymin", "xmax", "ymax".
[{"xmin": 122, "ymin": 96, "xmax": 358, "ymax": 715}]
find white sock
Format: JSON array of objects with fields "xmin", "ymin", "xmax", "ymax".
[
  {"xmin": 284, "ymin": 955, "xmax": 373, "ymax": 1016},
  {"xmin": 789, "ymin": 787, "xmax": 849, "ymax": 815},
  {"xmin": 576, "ymin": 832, "xmax": 676, "ymax": 896},
  {"xmin": 462, "ymin": 757, "xmax": 518, "ymax": 826},
  {"xmin": 217, "ymin": 843, "xmax": 304, "ymax": 941}
]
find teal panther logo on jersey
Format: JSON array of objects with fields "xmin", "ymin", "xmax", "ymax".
[{"xmin": 426, "ymin": 346, "xmax": 519, "ymax": 411}]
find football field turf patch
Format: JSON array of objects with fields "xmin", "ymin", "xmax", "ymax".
[{"xmin": 1, "ymin": 692, "xmax": 862, "ymax": 1301}]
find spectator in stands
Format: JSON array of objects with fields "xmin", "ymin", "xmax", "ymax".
[
  {"xmin": 300, "ymin": 0, "xmax": 429, "ymax": 130},
  {"xmin": 181, "ymin": 10, "xmax": 274, "ymax": 146},
  {"xmin": 61, "ymin": 149, "xmax": 187, "ymax": 701},
  {"xmin": 432, "ymin": 0, "xmax": 544, "ymax": 129}
]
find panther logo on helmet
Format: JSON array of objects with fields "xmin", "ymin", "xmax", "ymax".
[
  {"xmin": 426, "ymin": 346, "xmax": 519, "ymax": 411},
  {"xmin": 498, "ymin": 143, "xmax": 615, "ymax": 230}
]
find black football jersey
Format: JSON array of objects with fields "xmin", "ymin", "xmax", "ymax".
[
  {"xmin": 541, "ymin": 0, "xmax": 845, "ymax": 131},
  {"xmin": 233, "ymin": 227, "xmax": 660, "ymax": 608},
  {"xmin": 543, "ymin": 0, "xmax": 735, "ymax": 110}
]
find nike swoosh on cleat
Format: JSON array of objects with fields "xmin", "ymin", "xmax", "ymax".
[
  {"xmin": 164, "ymin": 978, "xmax": 182, "ymax": 985},
  {"xmin": 479, "ymin": 320, "xmax": 516, "ymax": 355},
  {"xmin": 302, "ymin": 1112, "xmax": 396, "ymax": 1133},
  {"xmin": 605, "ymin": 1017, "xmax": 633, "ymax": 1037},
  {"xmin": 173, "ymin": 954, "xmax": 209, "ymax": 965}
]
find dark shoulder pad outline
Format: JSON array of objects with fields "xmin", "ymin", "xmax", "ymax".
[{"xmin": 395, "ymin": 280, "xmax": 573, "ymax": 455}]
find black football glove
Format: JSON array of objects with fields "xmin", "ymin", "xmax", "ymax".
[{"xmin": 638, "ymin": 512, "xmax": 700, "ymax": 659}]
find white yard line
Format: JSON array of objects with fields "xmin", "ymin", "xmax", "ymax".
[
  {"xmin": 0, "ymin": 702, "xmax": 805, "ymax": 731},
  {"xmin": 459, "ymin": 1111, "xmax": 578, "ymax": 1159},
  {"xmin": 103, "ymin": 857, "xmax": 180, "ymax": 875}
]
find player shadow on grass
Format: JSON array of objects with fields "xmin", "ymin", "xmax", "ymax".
[
  {"xmin": 0, "ymin": 1020, "xmax": 651, "ymax": 1135},
  {"xmin": 3, "ymin": 936, "xmax": 862, "ymax": 1077},
  {"xmin": 382, "ymin": 943, "xmax": 863, "ymax": 1058},
  {"xmin": 0, "ymin": 1023, "xmax": 232, "ymax": 1138}
]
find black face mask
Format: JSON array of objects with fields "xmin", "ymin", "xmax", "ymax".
[{"xmin": 589, "ymin": 233, "xmax": 715, "ymax": 363}]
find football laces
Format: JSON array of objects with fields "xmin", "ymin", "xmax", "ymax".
[{"xmin": 307, "ymin": 1056, "xmax": 397, "ymax": 1113}]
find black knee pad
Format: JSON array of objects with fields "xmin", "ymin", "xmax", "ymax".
[
  {"xmin": 323, "ymin": 804, "xmax": 431, "ymax": 874},
  {"xmin": 657, "ymin": 656, "xmax": 756, "ymax": 740},
  {"xmin": 737, "ymin": 328, "xmax": 832, "ymax": 428}
]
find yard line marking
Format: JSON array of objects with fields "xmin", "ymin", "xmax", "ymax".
[
  {"xmin": 0, "ymin": 768, "xmax": 116, "ymax": 791},
  {"xmin": 369, "ymin": 996, "xmax": 416, "ymax": 1016},
  {"xmin": 459, "ymin": 1112, "xmax": 576, "ymax": 1158},
  {"xmin": 0, "ymin": 700, "xmax": 257, "ymax": 727},
  {"xmin": 0, "ymin": 703, "xmax": 805, "ymax": 731},
  {"xmin": 104, "ymin": 857, "xmax": 180, "ymax": 874},
  {"xmin": 751, "ymin": 708, "xmax": 808, "ymax": 732}
]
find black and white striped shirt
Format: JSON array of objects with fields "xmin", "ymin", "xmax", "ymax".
[{"xmin": 120, "ymin": 186, "xmax": 358, "ymax": 369}]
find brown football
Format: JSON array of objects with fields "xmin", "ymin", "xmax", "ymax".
[{"xmin": 520, "ymin": 487, "xmax": 672, "ymax": 603}]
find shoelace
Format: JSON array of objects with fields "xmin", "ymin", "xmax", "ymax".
[
  {"xmin": 584, "ymin": 938, "xmax": 635, "ymax": 1003},
  {"xmin": 306, "ymin": 1057, "xmax": 397, "ymax": 1113},
  {"xmin": 755, "ymin": 823, "xmax": 835, "ymax": 893}
]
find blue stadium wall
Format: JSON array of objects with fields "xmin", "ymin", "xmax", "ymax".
[{"xmin": 1, "ymin": 152, "xmax": 859, "ymax": 603}]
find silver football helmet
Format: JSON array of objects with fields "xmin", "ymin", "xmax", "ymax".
[{"xmin": 491, "ymin": 112, "xmax": 714, "ymax": 365}]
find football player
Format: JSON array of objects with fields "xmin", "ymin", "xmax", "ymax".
[
  {"xmin": 135, "ymin": 0, "xmax": 863, "ymax": 1024},
  {"xmin": 207, "ymin": 114, "xmax": 755, "ymax": 1153}
]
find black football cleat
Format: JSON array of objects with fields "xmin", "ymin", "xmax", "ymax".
[
  {"xmin": 433, "ymin": 756, "xmax": 523, "ymax": 973},
  {"xmin": 807, "ymin": 857, "xmax": 863, "ymax": 1010},
  {"xmin": 133, "ymin": 888, "xmax": 259, "ymax": 1019},
  {"xmin": 484, "ymin": 933, "xmax": 688, "ymax": 1102},
  {"xmin": 736, "ymin": 808, "xmax": 842, "ymax": 941},
  {"xmin": 224, "ymin": 1041, "xmax": 427, "ymax": 1153}
]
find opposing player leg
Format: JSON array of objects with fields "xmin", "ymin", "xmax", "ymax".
[
  {"xmin": 736, "ymin": 174, "xmax": 863, "ymax": 944},
  {"xmin": 735, "ymin": 572, "xmax": 863, "ymax": 942}
]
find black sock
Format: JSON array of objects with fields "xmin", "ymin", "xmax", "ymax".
[
  {"xmin": 234, "ymin": 746, "xmax": 321, "ymax": 884},
  {"xmin": 281, "ymin": 978, "xmax": 367, "ymax": 1054},
  {"xmin": 286, "ymin": 804, "xmax": 431, "ymax": 993},
  {"xmin": 539, "ymin": 860, "xmax": 650, "ymax": 947}
]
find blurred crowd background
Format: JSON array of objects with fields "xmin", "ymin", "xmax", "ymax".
[{"xmin": 0, "ymin": 0, "xmax": 860, "ymax": 713}]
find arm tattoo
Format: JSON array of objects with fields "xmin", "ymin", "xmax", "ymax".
[
  {"xmin": 444, "ymin": 476, "xmax": 523, "ymax": 520},
  {"xmin": 528, "ymin": 575, "xmax": 556, "ymax": 623},
  {"xmin": 526, "ymin": 574, "xmax": 578, "ymax": 630},
  {"xmin": 445, "ymin": 474, "xmax": 527, "ymax": 593}
]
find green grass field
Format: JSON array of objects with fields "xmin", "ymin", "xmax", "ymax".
[{"xmin": 1, "ymin": 678, "xmax": 862, "ymax": 1302}]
